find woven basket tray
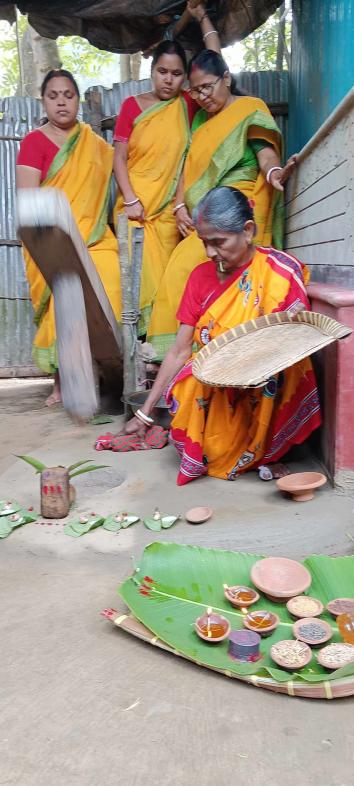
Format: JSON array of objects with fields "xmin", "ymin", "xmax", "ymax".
[
  {"xmin": 112, "ymin": 614, "xmax": 354, "ymax": 700},
  {"xmin": 192, "ymin": 311, "xmax": 351, "ymax": 388}
]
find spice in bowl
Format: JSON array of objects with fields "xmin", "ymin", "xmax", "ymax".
[
  {"xmin": 243, "ymin": 610, "xmax": 279, "ymax": 636},
  {"xmin": 271, "ymin": 639, "xmax": 312, "ymax": 670},
  {"xmin": 317, "ymin": 643, "xmax": 354, "ymax": 670},
  {"xmin": 293, "ymin": 617, "xmax": 332, "ymax": 645},
  {"xmin": 326, "ymin": 598, "xmax": 354, "ymax": 618},
  {"xmin": 286, "ymin": 595, "xmax": 323, "ymax": 618}
]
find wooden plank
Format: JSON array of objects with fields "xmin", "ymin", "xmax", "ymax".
[{"xmin": 17, "ymin": 188, "xmax": 123, "ymax": 389}]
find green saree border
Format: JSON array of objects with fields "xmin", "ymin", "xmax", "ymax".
[
  {"xmin": 33, "ymin": 285, "xmax": 51, "ymax": 326},
  {"xmin": 185, "ymin": 109, "xmax": 282, "ymax": 211},
  {"xmin": 33, "ymin": 341, "xmax": 58, "ymax": 374},
  {"xmin": 133, "ymin": 96, "xmax": 190, "ymax": 217},
  {"xmin": 42, "ymin": 124, "xmax": 81, "ymax": 185}
]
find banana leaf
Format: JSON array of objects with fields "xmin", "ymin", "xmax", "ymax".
[
  {"xmin": 64, "ymin": 515, "xmax": 105, "ymax": 537},
  {"xmin": 15, "ymin": 455, "xmax": 47, "ymax": 472},
  {"xmin": 103, "ymin": 514, "xmax": 140, "ymax": 532},
  {"xmin": 0, "ymin": 500, "xmax": 22, "ymax": 517},
  {"xmin": 143, "ymin": 514, "xmax": 179, "ymax": 531},
  {"xmin": 119, "ymin": 543, "xmax": 354, "ymax": 684},
  {"xmin": 69, "ymin": 464, "xmax": 109, "ymax": 479},
  {"xmin": 0, "ymin": 509, "xmax": 38, "ymax": 539}
]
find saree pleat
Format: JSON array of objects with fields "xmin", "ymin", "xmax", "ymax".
[
  {"xmin": 166, "ymin": 248, "xmax": 321, "ymax": 485},
  {"xmin": 148, "ymin": 97, "xmax": 284, "ymax": 359}
]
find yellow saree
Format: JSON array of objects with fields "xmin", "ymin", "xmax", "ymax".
[
  {"xmin": 23, "ymin": 122, "xmax": 121, "ymax": 374},
  {"xmin": 148, "ymin": 96, "xmax": 283, "ymax": 359},
  {"xmin": 166, "ymin": 248, "xmax": 321, "ymax": 485},
  {"xmin": 114, "ymin": 96, "xmax": 190, "ymax": 334}
]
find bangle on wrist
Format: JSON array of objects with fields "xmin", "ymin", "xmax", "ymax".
[
  {"xmin": 123, "ymin": 197, "xmax": 140, "ymax": 206},
  {"xmin": 266, "ymin": 166, "xmax": 282, "ymax": 184},
  {"xmin": 203, "ymin": 29, "xmax": 217, "ymax": 40},
  {"xmin": 135, "ymin": 408, "xmax": 154, "ymax": 426},
  {"xmin": 173, "ymin": 202, "xmax": 186, "ymax": 214}
]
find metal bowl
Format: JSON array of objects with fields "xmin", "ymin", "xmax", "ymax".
[{"xmin": 123, "ymin": 390, "xmax": 171, "ymax": 429}]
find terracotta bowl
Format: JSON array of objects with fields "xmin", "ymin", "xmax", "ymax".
[
  {"xmin": 286, "ymin": 595, "xmax": 324, "ymax": 619},
  {"xmin": 317, "ymin": 643, "xmax": 354, "ymax": 670},
  {"xmin": 224, "ymin": 585, "xmax": 260, "ymax": 608},
  {"xmin": 327, "ymin": 598, "xmax": 354, "ymax": 618},
  {"xmin": 276, "ymin": 472, "xmax": 327, "ymax": 502},
  {"xmin": 243, "ymin": 610, "xmax": 279, "ymax": 636},
  {"xmin": 185, "ymin": 506, "xmax": 213, "ymax": 525},
  {"xmin": 293, "ymin": 617, "xmax": 333, "ymax": 646},
  {"xmin": 195, "ymin": 612, "xmax": 231, "ymax": 643},
  {"xmin": 271, "ymin": 639, "xmax": 313, "ymax": 670},
  {"xmin": 251, "ymin": 557, "xmax": 312, "ymax": 602}
]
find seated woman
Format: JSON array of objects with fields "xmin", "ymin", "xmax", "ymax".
[
  {"xmin": 148, "ymin": 49, "xmax": 297, "ymax": 359},
  {"xmin": 126, "ymin": 187, "xmax": 321, "ymax": 485},
  {"xmin": 16, "ymin": 69, "xmax": 121, "ymax": 406}
]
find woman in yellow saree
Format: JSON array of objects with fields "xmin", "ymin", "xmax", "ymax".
[
  {"xmin": 125, "ymin": 188, "xmax": 321, "ymax": 485},
  {"xmin": 17, "ymin": 69, "xmax": 120, "ymax": 405},
  {"xmin": 148, "ymin": 50, "xmax": 296, "ymax": 359},
  {"xmin": 113, "ymin": 6, "xmax": 220, "ymax": 335}
]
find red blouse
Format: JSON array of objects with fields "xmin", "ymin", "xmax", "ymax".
[
  {"xmin": 113, "ymin": 90, "xmax": 196, "ymax": 143},
  {"xmin": 177, "ymin": 260, "xmax": 252, "ymax": 326},
  {"xmin": 17, "ymin": 129, "xmax": 59, "ymax": 182}
]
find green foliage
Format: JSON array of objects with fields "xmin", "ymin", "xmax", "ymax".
[
  {"xmin": 57, "ymin": 35, "xmax": 116, "ymax": 80},
  {"xmin": 15, "ymin": 454, "xmax": 47, "ymax": 473},
  {"xmin": 0, "ymin": 15, "xmax": 27, "ymax": 95},
  {"xmin": 241, "ymin": 5, "xmax": 291, "ymax": 71},
  {"xmin": 16, "ymin": 454, "xmax": 108, "ymax": 478}
]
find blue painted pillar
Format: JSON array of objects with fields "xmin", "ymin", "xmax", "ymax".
[{"xmin": 289, "ymin": 0, "xmax": 354, "ymax": 153}]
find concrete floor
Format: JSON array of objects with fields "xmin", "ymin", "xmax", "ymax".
[{"xmin": 1, "ymin": 379, "xmax": 353, "ymax": 786}]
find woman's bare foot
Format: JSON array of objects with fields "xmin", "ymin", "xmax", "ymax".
[{"xmin": 45, "ymin": 373, "xmax": 61, "ymax": 407}]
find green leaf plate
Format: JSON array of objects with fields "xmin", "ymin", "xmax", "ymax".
[
  {"xmin": 119, "ymin": 542, "xmax": 354, "ymax": 685},
  {"xmin": 103, "ymin": 514, "xmax": 140, "ymax": 533},
  {"xmin": 64, "ymin": 515, "xmax": 105, "ymax": 537},
  {"xmin": 0, "ymin": 500, "xmax": 22, "ymax": 517},
  {"xmin": 0, "ymin": 509, "xmax": 38, "ymax": 538}
]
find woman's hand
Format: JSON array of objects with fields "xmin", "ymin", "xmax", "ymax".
[
  {"xmin": 124, "ymin": 415, "xmax": 148, "ymax": 436},
  {"xmin": 124, "ymin": 199, "xmax": 144, "ymax": 222},
  {"xmin": 269, "ymin": 155, "xmax": 297, "ymax": 192},
  {"xmin": 175, "ymin": 205, "xmax": 194, "ymax": 237},
  {"xmin": 187, "ymin": 1, "xmax": 207, "ymax": 22}
]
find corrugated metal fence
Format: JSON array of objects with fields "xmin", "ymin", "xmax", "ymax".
[{"xmin": 0, "ymin": 71, "xmax": 288, "ymax": 377}]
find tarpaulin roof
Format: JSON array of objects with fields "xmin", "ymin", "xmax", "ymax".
[{"xmin": 0, "ymin": 1, "xmax": 283, "ymax": 54}]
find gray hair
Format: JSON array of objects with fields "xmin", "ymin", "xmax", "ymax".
[{"xmin": 192, "ymin": 186, "xmax": 254, "ymax": 233}]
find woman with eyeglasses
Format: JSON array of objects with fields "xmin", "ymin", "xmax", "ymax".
[
  {"xmin": 113, "ymin": 2, "xmax": 220, "ymax": 336},
  {"xmin": 148, "ymin": 49, "xmax": 297, "ymax": 359}
]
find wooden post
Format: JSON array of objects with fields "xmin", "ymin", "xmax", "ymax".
[{"xmin": 117, "ymin": 214, "xmax": 144, "ymax": 417}]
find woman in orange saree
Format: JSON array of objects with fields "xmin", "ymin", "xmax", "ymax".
[{"xmin": 125, "ymin": 187, "xmax": 321, "ymax": 485}]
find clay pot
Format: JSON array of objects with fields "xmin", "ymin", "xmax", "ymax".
[
  {"xmin": 195, "ymin": 612, "xmax": 231, "ymax": 643},
  {"xmin": 243, "ymin": 610, "xmax": 280, "ymax": 636},
  {"xmin": 276, "ymin": 471, "xmax": 327, "ymax": 502},
  {"xmin": 185, "ymin": 506, "xmax": 213, "ymax": 524},
  {"xmin": 224, "ymin": 585, "xmax": 260, "ymax": 608},
  {"xmin": 251, "ymin": 557, "xmax": 312, "ymax": 602}
]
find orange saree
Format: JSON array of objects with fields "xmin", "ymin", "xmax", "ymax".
[{"xmin": 166, "ymin": 248, "xmax": 321, "ymax": 485}]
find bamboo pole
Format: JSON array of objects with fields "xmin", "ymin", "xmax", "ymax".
[{"xmin": 117, "ymin": 214, "xmax": 144, "ymax": 417}]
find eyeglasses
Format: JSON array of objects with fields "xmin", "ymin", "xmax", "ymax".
[{"xmin": 189, "ymin": 76, "xmax": 222, "ymax": 100}]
